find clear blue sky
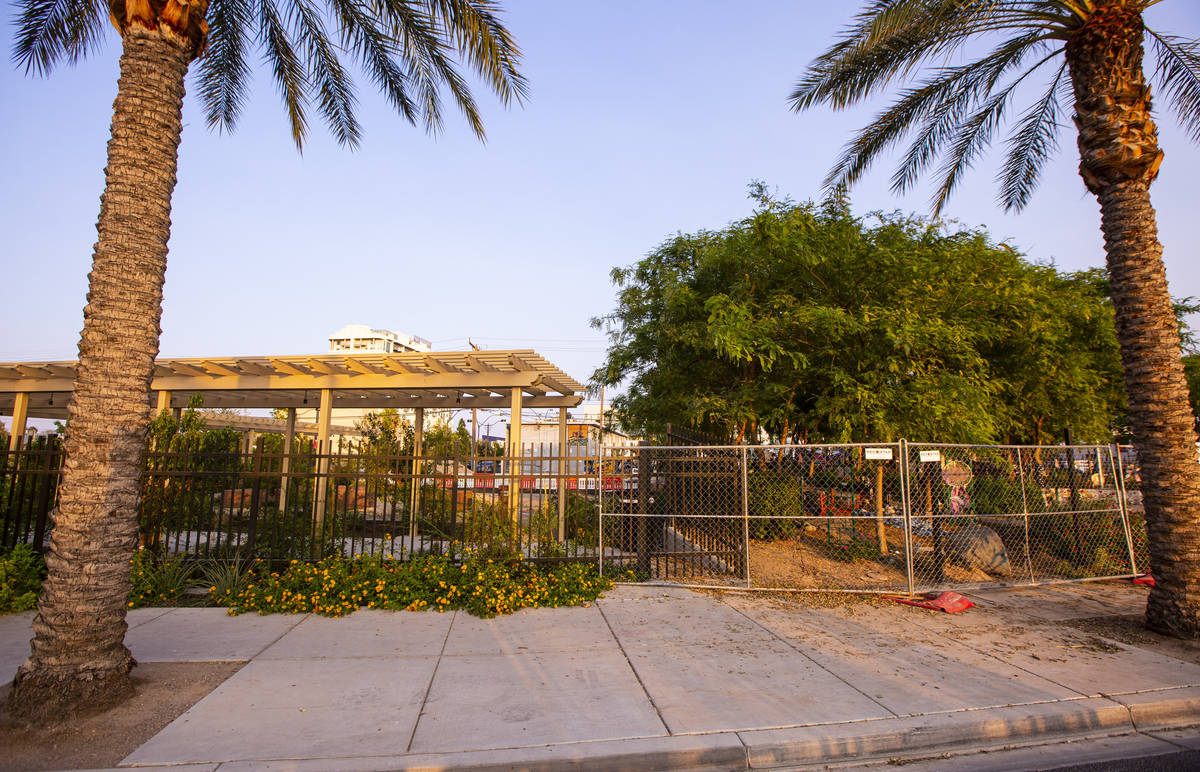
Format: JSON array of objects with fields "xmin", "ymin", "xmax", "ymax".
[{"xmin": 2, "ymin": 1, "xmax": 1198, "ymax": 412}]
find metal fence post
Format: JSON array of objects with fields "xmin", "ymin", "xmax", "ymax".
[
  {"xmin": 1015, "ymin": 447, "xmax": 1035, "ymax": 583},
  {"xmin": 741, "ymin": 445, "xmax": 751, "ymax": 588},
  {"xmin": 597, "ymin": 443, "xmax": 605, "ymax": 576},
  {"xmin": 636, "ymin": 441, "xmax": 650, "ymax": 577},
  {"xmin": 900, "ymin": 439, "xmax": 914, "ymax": 595},
  {"xmin": 1112, "ymin": 444, "xmax": 1138, "ymax": 575}
]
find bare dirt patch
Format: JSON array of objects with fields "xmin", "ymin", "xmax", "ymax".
[
  {"xmin": 748, "ymin": 536, "xmax": 908, "ymax": 591},
  {"xmin": 0, "ymin": 661, "xmax": 242, "ymax": 771},
  {"xmin": 1061, "ymin": 614, "xmax": 1200, "ymax": 666}
]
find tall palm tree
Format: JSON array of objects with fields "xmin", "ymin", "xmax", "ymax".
[
  {"xmin": 791, "ymin": 0, "xmax": 1200, "ymax": 637},
  {"xmin": 6, "ymin": 0, "xmax": 525, "ymax": 719}
]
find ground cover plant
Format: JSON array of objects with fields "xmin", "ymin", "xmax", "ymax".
[
  {"xmin": 213, "ymin": 554, "xmax": 611, "ymax": 619},
  {"xmin": 8, "ymin": 546, "xmax": 613, "ymax": 619}
]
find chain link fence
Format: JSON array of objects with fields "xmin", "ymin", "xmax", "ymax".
[{"xmin": 598, "ymin": 441, "xmax": 1142, "ymax": 594}]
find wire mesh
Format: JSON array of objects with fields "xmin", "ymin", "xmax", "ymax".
[
  {"xmin": 904, "ymin": 444, "xmax": 1132, "ymax": 592},
  {"xmin": 598, "ymin": 442, "xmax": 1140, "ymax": 594}
]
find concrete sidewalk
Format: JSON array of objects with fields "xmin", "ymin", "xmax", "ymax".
[{"xmin": 2, "ymin": 580, "xmax": 1199, "ymax": 770}]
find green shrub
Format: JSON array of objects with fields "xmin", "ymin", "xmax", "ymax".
[
  {"xmin": 969, "ymin": 475, "xmax": 1040, "ymax": 516},
  {"xmin": 128, "ymin": 550, "xmax": 196, "ymax": 608},
  {"xmin": 197, "ymin": 558, "xmax": 254, "ymax": 601},
  {"xmin": 749, "ymin": 471, "xmax": 806, "ymax": 539},
  {"xmin": 825, "ymin": 537, "xmax": 880, "ymax": 562},
  {"xmin": 0, "ymin": 545, "xmax": 46, "ymax": 614}
]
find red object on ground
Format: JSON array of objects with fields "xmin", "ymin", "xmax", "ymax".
[
  {"xmin": 886, "ymin": 591, "xmax": 975, "ymax": 614},
  {"xmin": 1133, "ymin": 574, "xmax": 1156, "ymax": 586}
]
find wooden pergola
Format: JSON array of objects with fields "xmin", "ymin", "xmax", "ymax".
[
  {"xmin": 0, "ymin": 350, "xmax": 587, "ymax": 526},
  {"xmin": 0, "ymin": 348, "xmax": 584, "ymax": 437}
]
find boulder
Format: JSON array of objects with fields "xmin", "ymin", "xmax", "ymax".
[{"xmin": 946, "ymin": 523, "xmax": 1012, "ymax": 576}]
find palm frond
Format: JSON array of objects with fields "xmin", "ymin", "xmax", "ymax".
[
  {"xmin": 428, "ymin": 0, "xmax": 528, "ymax": 105},
  {"xmin": 290, "ymin": 0, "xmax": 360, "ymax": 147},
  {"xmin": 188, "ymin": 0, "xmax": 525, "ymax": 149},
  {"xmin": 930, "ymin": 46, "xmax": 1062, "ymax": 213},
  {"xmin": 931, "ymin": 88, "xmax": 1014, "ymax": 214},
  {"xmin": 12, "ymin": 0, "xmax": 107, "ymax": 75},
  {"xmin": 791, "ymin": 0, "xmax": 1045, "ymax": 111},
  {"xmin": 259, "ymin": 0, "xmax": 310, "ymax": 149},
  {"xmin": 890, "ymin": 32, "xmax": 1047, "ymax": 195},
  {"xmin": 199, "ymin": 0, "xmax": 255, "ymax": 133},
  {"xmin": 1148, "ymin": 30, "xmax": 1200, "ymax": 144},
  {"xmin": 380, "ymin": 0, "xmax": 456, "ymax": 135},
  {"xmin": 997, "ymin": 60, "xmax": 1067, "ymax": 211}
]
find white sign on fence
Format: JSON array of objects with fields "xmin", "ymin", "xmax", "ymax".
[
  {"xmin": 919, "ymin": 450, "xmax": 941, "ymax": 463},
  {"xmin": 865, "ymin": 447, "xmax": 893, "ymax": 461}
]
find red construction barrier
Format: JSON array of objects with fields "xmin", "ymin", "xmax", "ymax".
[{"xmin": 885, "ymin": 591, "xmax": 975, "ymax": 614}]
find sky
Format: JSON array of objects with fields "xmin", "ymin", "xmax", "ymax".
[{"xmin": 2, "ymin": 1, "xmax": 1199, "ymax": 426}]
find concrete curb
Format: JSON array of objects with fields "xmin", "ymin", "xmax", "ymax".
[
  {"xmin": 107, "ymin": 690, "xmax": 1200, "ymax": 771},
  {"xmin": 1111, "ymin": 685, "xmax": 1200, "ymax": 732},
  {"xmin": 210, "ymin": 733, "xmax": 746, "ymax": 772},
  {"xmin": 741, "ymin": 697, "xmax": 1133, "ymax": 768}
]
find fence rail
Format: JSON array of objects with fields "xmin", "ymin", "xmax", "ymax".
[{"xmin": 1, "ymin": 437, "xmax": 1148, "ymax": 595}]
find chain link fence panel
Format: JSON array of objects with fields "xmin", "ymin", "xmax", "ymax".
[{"xmin": 599, "ymin": 442, "xmax": 1140, "ymax": 594}]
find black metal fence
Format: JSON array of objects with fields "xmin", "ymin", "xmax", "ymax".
[
  {"xmin": 0, "ymin": 441, "xmax": 62, "ymax": 551},
  {"xmin": 2, "ymin": 437, "xmax": 608, "ymax": 565}
]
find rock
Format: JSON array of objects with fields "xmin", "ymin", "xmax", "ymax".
[{"xmin": 946, "ymin": 523, "xmax": 1012, "ymax": 576}]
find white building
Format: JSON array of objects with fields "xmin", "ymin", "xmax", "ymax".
[
  {"xmin": 327, "ymin": 324, "xmax": 432, "ymax": 354},
  {"xmin": 296, "ymin": 325, "xmax": 433, "ymax": 432}
]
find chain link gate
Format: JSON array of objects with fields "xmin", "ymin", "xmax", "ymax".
[{"xmin": 598, "ymin": 442, "xmax": 1141, "ymax": 594}]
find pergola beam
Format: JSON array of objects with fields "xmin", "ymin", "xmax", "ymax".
[
  {"xmin": 270, "ymin": 359, "xmax": 311, "ymax": 377},
  {"xmin": 202, "ymin": 360, "xmax": 241, "ymax": 377},
  {"xmin": 0, "ymin": 350, "xmax": 586, "ymax": 414}
]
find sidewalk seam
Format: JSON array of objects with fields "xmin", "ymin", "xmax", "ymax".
[
  {"xmin": 247, "ymin": 612, "xmax": 311, "ymax": 660},
  {"xmin": 404, "ymin": 608, "xmax": 456, "ymax": 753},
  {"xmin": 596, "ymin": 600, "xmax": 673, "ymax": 736}
]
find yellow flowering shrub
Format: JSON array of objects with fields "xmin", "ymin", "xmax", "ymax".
[{"xmin": 213, "ymin": 554, "xmax": 613, "ymax": 619}]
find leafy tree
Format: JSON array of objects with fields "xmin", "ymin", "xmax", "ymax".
[
  {"xmin": 790, "ymin": 0, "xmax": 1200, "ymax": 638},
  {"xmin": 594, "ymin": 187, "xmax": 1125, "ymax": 446},
  {"xmin": 357, "ymin": 409, "xmax": 413, "ymax": 456},
  {"xmin": 1183, "ymin": 354, "xmax": 1200, "ymax": 432},
  {"xmin": 8, "ymin": 0, "xmax": 526, "ymax": 719}
]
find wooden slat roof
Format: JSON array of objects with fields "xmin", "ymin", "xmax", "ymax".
[{"xmin": 0, "ymin": 350, "xmax": 587, "ymax": 419}]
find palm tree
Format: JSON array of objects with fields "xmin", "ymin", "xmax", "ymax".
[
  {"xmin": 6, "ymin": 0, "xmax": 525, "ymax": 719},
  {"xmin": 791, "ymin": 0, "xmax": 1200, "ymax": 637}
]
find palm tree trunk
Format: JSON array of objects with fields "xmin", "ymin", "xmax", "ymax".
[
  {"xmin": 1099, "ymin": 182, "xmax": 1200, "ymax": 637},
  {"xmin": 6, "ymin": 27, "xmax": 192, "ymax": 721},
  {"xmin": 1067, "ymin": 2, "xmax": 1200, "ymax": 638}
]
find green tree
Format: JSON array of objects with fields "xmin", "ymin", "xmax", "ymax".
[
  {"xmin": 790, "ymin": 0, "xmax": 1200, "ymax": 638},
  {"xmin": 8, "ymin": 0, "xmax": 526, "ymax": 719},
  {"xmin": 357, "ymin": 409, "xmax": 412, "ymax": 456},
  {"xmin": 595, "ymin": 187, "xmax": 1125, "ymax": 447}
]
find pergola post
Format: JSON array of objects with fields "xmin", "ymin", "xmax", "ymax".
[
  {"xmin": 155, "ymin": 390, "xmax": 172, "ymax": 416},
  {"xmin": 278, "ymin": 407, "xmax": 296, "ymax": 514},
  {"xmin": 8, "ymin": 392, "xmax": 29, "ymax": 452},
  {"xmin": 313, "ymin": 388, "xmax": 333, "ymax": 540},
  {"xmin": 557, "ymin": 406, "xmax": 568, "ymax": 542},
  {"xmin": 409, "ymin": 407, "xmax": 424, "ymax": 539},
  {"xmin": 508, "ymin": 387, "xmax": 523, "ymax": 523}
]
